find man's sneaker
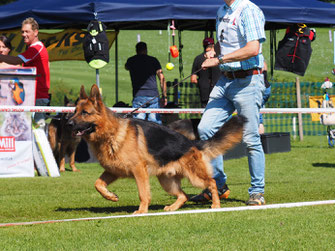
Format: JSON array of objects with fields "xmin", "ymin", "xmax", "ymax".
[
  {"xmin": 246, "ymin": 193, "xmax": 266, "ymax": 206},
  {"xmin": 189, "ymin": 184, "xmax": 230, "ymax": 203}
]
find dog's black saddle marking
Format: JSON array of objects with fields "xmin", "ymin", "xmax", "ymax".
[{"xmin": 130, "ymin": 119, "xmax": 204, "ymax": 166}]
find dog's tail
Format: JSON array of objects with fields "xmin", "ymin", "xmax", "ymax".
[{"xmin": 202, "ymin": 115, "xmax": 247, "ymax": 159}]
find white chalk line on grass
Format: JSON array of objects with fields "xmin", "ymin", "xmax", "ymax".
[{"xmin": 1, "ymin": 200, "xmax": 334, "ymax": 228}]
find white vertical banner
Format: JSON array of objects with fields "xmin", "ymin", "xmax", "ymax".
[{"xmin": 0, "ymin": 67, "xmax": 36, "ymax": 178}]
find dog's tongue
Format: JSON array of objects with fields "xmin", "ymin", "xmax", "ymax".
[
  {"xmin": 75, "ymin": 131, "xmax": 84, "ymax": 136},
  {"xmin": 74, "ymin": 127, "xmax": 92, "ymax": 136}
]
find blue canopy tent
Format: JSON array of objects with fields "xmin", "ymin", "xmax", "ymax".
[
  {"xmin": 0, "ymin": 0, "xmax": 335, "ymax": 100},
  {"xmin": 0, "ymin": 0, "xmax": 335, "ymax": 30}
]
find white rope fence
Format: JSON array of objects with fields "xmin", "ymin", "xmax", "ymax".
[{"xmin": 1, "ymin": 105, "xmax": 335, "ymax": 114}]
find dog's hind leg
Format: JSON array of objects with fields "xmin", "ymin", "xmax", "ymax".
[
  {"xmin": 184, "ymin": 156, "xmax": 220, "ymax": 209},
  {"xmin": 47, "ymin": 122, "xmax": 57, "ymax": 151},
  {"xmin": 48, "ymin": 122, "xmax": 60, "ymax": 168},
  {"xmin": 157, "ymin": 175, "xmax": 188, "ymax": 211},
  {"xmin": 207, "ymin": 178, "xmax": 220, "ymax": 209},
  {"xmin": 95, "ymin": 171, "xmax": 119, "ymax": 202},
  {"xmin": 132, "ymin": 162, "xmax": 151, "ymax": 214}
]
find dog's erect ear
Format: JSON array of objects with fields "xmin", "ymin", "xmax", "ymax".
[
  {"xmin": 64, "ymin": 95, "xmax": 69, "ymax": 105},
  {"xmin": 89, "ymin": 84, "xmax": 103, "ymax": 110},
  {"xmin": 89, "ymin": 84, "xmax": 102, "ymax": 102},
  {"xmin": 80, "ymin": 85, "xmax": 88, "ymax": 99}
]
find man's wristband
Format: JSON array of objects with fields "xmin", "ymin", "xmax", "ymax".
[{"xmin": 218, "ymin": 55, "xmax": 225, "ymax": 64}]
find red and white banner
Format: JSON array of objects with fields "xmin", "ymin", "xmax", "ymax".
[
  {"xmin": 0, "ymin": 67, "xmax": 36, "ymax": 177},
  {"xmin": 0, "ymin": 137, "xmax": 15, "ymax": 152}
]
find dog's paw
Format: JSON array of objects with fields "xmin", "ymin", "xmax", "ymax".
[
  {"xmin": 105, "ymin": 192, "xmax": 119, "ymax": 202},
  {"xmin": 164, "ymin": 205, "xmax": 179, "ymax": 211},
  {"xmin": 163, "ymin": 205, "xmax": 173, "ymax": 211},
  {"xmin": 211, "ymin": 203, "xmax": 221, "ymax": 209},
  {"xmin": 133, "ymin": 209, "xmax": 147, "ymax": 214}
]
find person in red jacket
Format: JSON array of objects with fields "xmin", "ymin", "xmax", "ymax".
[{"xmin": 0, "ymin": 17, "xmax": 50, "ymax": 127}]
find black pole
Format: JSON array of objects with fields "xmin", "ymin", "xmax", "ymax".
[
  {"xmin": 96, "ymin": 69, "xmax": 100, "ymax": 88},
  {"xmin": 115, "ymin": 30, "xmax": 119, "ymax": 103}
]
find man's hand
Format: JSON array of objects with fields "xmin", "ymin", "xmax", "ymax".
[
  {"xmin": 190, "ymin": 74, "xmax": 198, "ymax": 84},
  {"xmin": 157, "ymin": 69, "xmax": 167, "ymax": 107},
  {"xmin": 160, "ymin": 96, "xmax": 167, "ymax": 107},
  {"xmin": 201, "ymin": 58, "xmax": 219, "ymax": 70}
]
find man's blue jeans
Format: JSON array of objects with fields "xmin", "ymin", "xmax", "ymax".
[
  {"xmin": 33, "ymin": 98, "xmax": 49, "ymax": 124},
  {"xmin": 198, "ymin": 73, "xmax": 266, "ymax": 195},
  {"xmin": 132, "ymin": 96, "xmax": 162, "ymax": 124}
]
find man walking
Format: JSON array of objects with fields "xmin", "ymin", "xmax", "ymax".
[{"xmin": 190, "ymin": 0, "xmax": 266, "ymax": 206}]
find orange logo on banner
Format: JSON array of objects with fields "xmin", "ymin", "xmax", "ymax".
[{"xmin": 0, "ymin": 137, "xmax": 15, "ymax": 152}]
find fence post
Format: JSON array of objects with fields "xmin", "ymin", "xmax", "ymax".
[
  {"xmin": 292, "ymin": 116, "xmax": 296, "ymax": 140},
  {"xmin": 296, "ymin": 77, "xmax": 304, "ymax": 141},
  {"xmin": 173, "ymin": 78, "xmax": 179, "ymax": 104}
]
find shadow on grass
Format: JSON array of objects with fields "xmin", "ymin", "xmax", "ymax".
[
  {"xmin": 186, "ymin": 194, "xmax": 245, "ymax": 204},
  {"xmin": 291, "ymin": 145, "xmax": 324, "ymax": 149},
  {"xmin": 55, "ymin": 197, "xmax": 246, "ymax": 214},
  {"xmin": 312, "ymin": 163, "xmax": 335, "ymax": 168},
  {"xmin": 56, "ymin": 205, "xmax": 161, "ymax": 214}
]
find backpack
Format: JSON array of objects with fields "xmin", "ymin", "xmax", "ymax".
[
  {"xmin": 83, "ymin": 20, "xmax": 109, "ymax": 69},
  {"xmin": 274, "ymin": 24, "xmax": 316, "ymax": 76}
]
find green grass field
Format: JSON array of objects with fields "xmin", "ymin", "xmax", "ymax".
[{"xmin": 0, "ymin": 136, "xmax": 334, "ymax": 250}]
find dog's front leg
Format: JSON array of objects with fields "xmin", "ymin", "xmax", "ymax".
[
  {"xmin": 69, "ymin": 149, "xmax": 79, "ymax": 172},
  {"xmin": 59, "ymin": 145, "xmax": 66, "ymax": 172},
  {"xmin": 157, "ymin": 174, "xmax": 188, "ymax": 211},
  {"xmin": 132, "ymin": 163, "xmax": 151, "ymax": 214},
  {"xmin": 95, "ymin": 171, "xmax": 119, "ymax": 202}
]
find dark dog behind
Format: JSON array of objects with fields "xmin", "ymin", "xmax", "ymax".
[
  {"xmin": 162, "ymin": 102, "xmax": 200, "ymax": 140},
  {"xmin": 68, "ymin": 84, "xmax": 246, "ymax": 214},
  {"xmin": 48, "ymin": 96, "xmax": 81, "ymax": 172},
  {"xmin": 167, "ymin": 119, "xmax": 200, "ymax": 140}
]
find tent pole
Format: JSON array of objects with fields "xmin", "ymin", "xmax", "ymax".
[{"xmin": 115, "ymin": 31, "xmax": 119, "ymax": 103}]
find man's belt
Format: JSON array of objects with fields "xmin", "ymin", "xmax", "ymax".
[{"xmin": 223, "ymin": 68, "xmax": 263, "ymax": 79}]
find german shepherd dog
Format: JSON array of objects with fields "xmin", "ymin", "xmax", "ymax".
[
  {"xmin": 68, "ymin": 84, "xmax": 246, "ymax": 214},
  {"xmin": 48, "ymin": 96, "xmax": 81, "ymax": 172}
]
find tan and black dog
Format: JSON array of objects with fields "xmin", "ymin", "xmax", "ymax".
[
  {"xmin": 68, "ymin": 84, "xmax": 246, "ymax": 214},
  {"xmin": 48, "ymin": 96, "xmax": 81, "ymax": 172}
]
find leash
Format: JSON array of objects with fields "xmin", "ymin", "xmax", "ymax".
[
  {"xmin": 45, "ymin": 114, "xmax": 62, "ymax": 120},
  {"xmin": 124, "ymin": 68, "xmax": 203, "ymax": 118}
]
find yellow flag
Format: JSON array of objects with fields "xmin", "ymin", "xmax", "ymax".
[{"xmin": 309, "ymin": 95, "xmax": 335, "ymax": 121}]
